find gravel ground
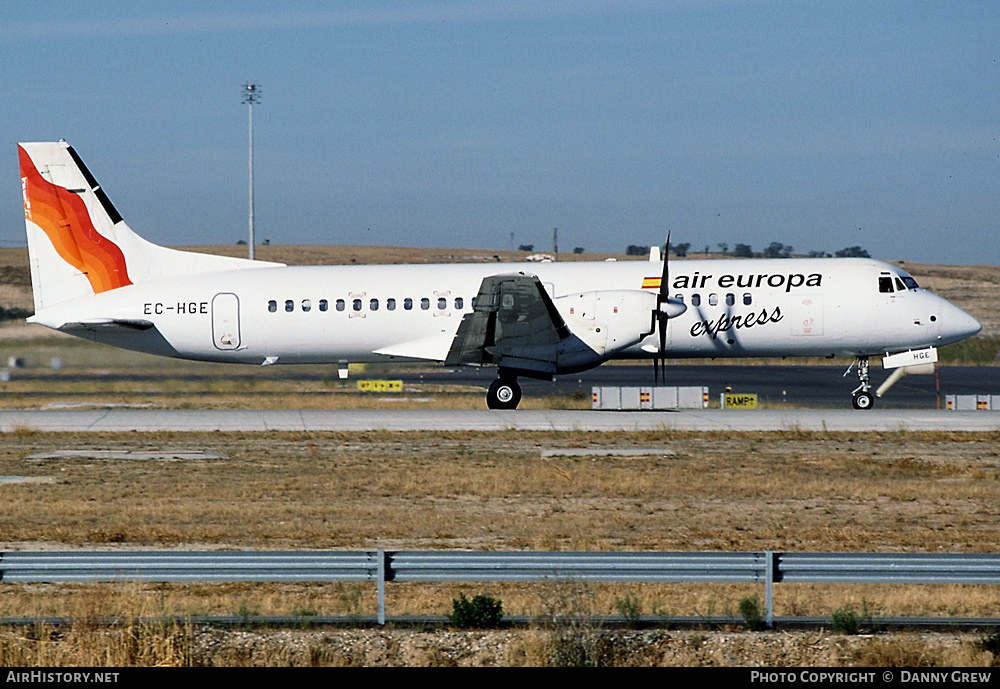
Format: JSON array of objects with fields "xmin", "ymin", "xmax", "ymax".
[{"xmin": 188, "ymin": 627, "xmax": 997, "ymax": 667}]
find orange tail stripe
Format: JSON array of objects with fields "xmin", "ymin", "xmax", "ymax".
[{"xmin": 19, "ymin": 145, "xmax": 132, "ymax": 293}]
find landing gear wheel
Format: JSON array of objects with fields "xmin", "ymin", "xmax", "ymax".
[
  {"xmin": 487, "ymin": 377, "xmax": 521, "ymax": 410},
  {"xmin": 852, "ymin": 391, "xmax": 875, "ymax": 410},
  {"xmin": 848, "ymin": 356, "xmax": 875, "ymax": 410}
]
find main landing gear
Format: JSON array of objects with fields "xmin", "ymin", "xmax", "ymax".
[
  {"xmin": 486, "ymin": 372, "xmax": 522, "ymax": 410},
  {"xmin": 848, "ymin": 356, "xmax": 875, "ymax": 410}
]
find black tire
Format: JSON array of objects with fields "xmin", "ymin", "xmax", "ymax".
[
  {"xmin": 487, "ymin": 377, "xmax": 521, "ymax": 410},
  {"xmin": 852, "ymin": 391, "xmax": 875, "ymax": 410}
]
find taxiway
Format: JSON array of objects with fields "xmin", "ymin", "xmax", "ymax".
[{"xmin": 1, "ymin": 408, "xmax": 999, "ymax": 433}]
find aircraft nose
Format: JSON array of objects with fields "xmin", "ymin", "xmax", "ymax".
[
  {"xmin": 940, "ymin": 302, "xmax": 982, "ymax": 343},
  {"xmin": 959, "ymin": 311, "xmax": 983, "ymax": 339}
]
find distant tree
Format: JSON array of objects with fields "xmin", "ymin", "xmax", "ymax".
[
  {"xmin": 703, "ymin": 245, "xmax": 710, "ymax": 254},
  {"xmin": 0, "ymin": 306, "xmax": 33, "ymax": 323},
  {"xmin": 834, "ymin": 246, "xmax": 871, "ymax": 258},
  {"xmin": 518, "ymin": 244, "xmax": 534, "ymax": 252},
  {"xmin": 717, "ymin": 243, "xmax": 729, "ymax": 254},
  {"xmin": 733, "ymin": 243, "xmax": 753, "ymax": 258},
  {"xmin": 671, "ymin": 242, "xmax": 691, "ymax": 258},
  {"xmin": 763, "ymin": 242, "xmax": 793, "ymax": 258},
  {"xmin": 808, "ymin": 250, "xmax": 831, "ymax": 258},
  {"xmin": 236, "ymin": 239, "xmax": 247, "ymax": 246},
  {"xmin": 625, "ymin": 245, "xmax": 648, "ymax": 256},
  {"xmin": 572, "ymin": 247, "xmax": 585, "ymax": 254}
]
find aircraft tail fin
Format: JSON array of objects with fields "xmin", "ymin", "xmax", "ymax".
[{"xmin": 19, "ymin": 141, "xmax": 280, "ymax": 312}]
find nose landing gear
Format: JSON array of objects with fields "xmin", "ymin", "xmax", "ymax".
[{"xmin": 848, "ymin": 356, "xmax": 875, "ymax": 410}]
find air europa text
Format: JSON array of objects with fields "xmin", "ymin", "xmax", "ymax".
[{"xmin": 672, "ymin": 272, "xmax": 823, "ymax": 293}]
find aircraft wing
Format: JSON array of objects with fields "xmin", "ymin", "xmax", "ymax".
[
  {"xmin": 373, "ymin": 333, "xmax": 455, "ymax": 361},
  {"xmin": 445, "ymin": 273, "xmax": 571, "ymax": 376}
]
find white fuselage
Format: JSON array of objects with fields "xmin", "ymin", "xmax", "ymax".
[{"xmin": 33, "ymin": 257, "xmax": 982, "ymax": 371}]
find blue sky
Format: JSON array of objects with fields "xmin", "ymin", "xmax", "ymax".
[{"xmin": 3, "ymin": 1, "xmax": 998, "ymax": 264}]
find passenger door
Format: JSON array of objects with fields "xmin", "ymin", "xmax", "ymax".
[{"xmin": 212, "ymin": 292, "xmax": 241, "ymax": 350}]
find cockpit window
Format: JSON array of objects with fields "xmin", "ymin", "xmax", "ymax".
[{"xmin": 880, "ymin": 274, "xmax": 920, "ymax": 293}]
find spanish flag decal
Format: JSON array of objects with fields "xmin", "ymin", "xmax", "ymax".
[
  {"xmin": 641, "ymin": 276, "xmax": 661, "ymax": 289},
  {"xmin": 19, "ymin": 145, "xmax": 132, "ymax": 294}
]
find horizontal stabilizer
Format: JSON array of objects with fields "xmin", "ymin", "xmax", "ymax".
[{"xmin": 59, "ymin": 318, "xmax": 155, "ymax": 332}]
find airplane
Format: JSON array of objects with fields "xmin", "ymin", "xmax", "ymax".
[{"xmin": 18, "ymin": 140, "xmax": 982, "ymax": 410}]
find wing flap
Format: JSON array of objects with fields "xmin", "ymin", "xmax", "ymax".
[{"xmin": 445, "ymin": 273, "xmax": 570, "ymax": 373}]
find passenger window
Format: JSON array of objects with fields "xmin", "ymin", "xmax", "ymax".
[
  {"xmin": 725, "ymin": 293, "xmax": 735, "ymax": 306},
  {"xmin": 268, "ymin": 300, "xmax": 277, "ymax": 313},
  {"xmin": 691, "ymin": 294, "xmax": 701, "ymax": 307},
  {"xmin": 387, "ymin": 298, "xmax": 396, "ymax": 311},
  {"xmin": 285, "ymin": 299, "xmax": 294, "ymax": 312},
  {"xmin": 674, "ymin": 294, "xmax": 684, "ymax": 303},
  {"xmin": 336, "ymin": 299, "xmax": 345, "ymax": 312},
  {"xmin": 743, "ymin": 293, "xmax": 752, "ymax": 306},
  {"xmin": 421, "ymin": 298, "xmax": 430, "ymax": 310},
  {"xmin": 319, "ymin": 299, "xmax": 328, "ymax": 312},
  {"xmin": 404, "ymin": 298, "xmax": 413, "ymax": 310},
  {"xmin": 370, "ymin": 298, "xmax": 379, "ymax": 311},
  {"xmin": 879, "ymin": 277, "xmax": 894, "ymax": 293},
  {"xmin": 302, "ymin": 299, "xmax": 311, "ymax": 312},
  {"xmin": 455, "ymin": 297, "xmax": 463, "ymax": 310},
  {"xmin": 437, "ymin": 297, "xmax": 447, "ymax": 310},
  {"xmin": 709, "ymin": 293, "xmax": 718, "ymax": 306},
  {"xmin": 353, "ymin": 299, "xmax": 362, "ymax": 311}
]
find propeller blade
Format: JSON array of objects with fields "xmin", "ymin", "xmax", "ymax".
[
  {"xmin": 660, "ymin": 231, "xmax": 671, "ymax": 300},
  {"xmin": 655, "ymin": 232, "xmax": 670, "ymax": 385}
]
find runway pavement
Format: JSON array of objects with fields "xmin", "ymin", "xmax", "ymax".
[
  {"xmin": 10, "ymin": 366, "xmax": 998, "ymax": 409},
  {"xmin": 2, "ymin": 408, "xmax": 1000, "ymax": 432}
]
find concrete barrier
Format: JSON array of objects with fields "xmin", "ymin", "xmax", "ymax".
[
  {"xmin": 945, "ymin": 394, "xmax": 1000, "ymax": 410},
  {"xmin": 592, "ymin": 386, "xmax": 708, "ymax": 410}
]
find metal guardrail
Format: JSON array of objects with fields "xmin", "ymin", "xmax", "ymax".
[
  {"xmin": 0, "ymin": 551, "xmax": 381, "ymax": 583},
  {"xmin": 387, "ymin": 551, "xmax": 767, "ymax": 583},
  {"xmin": 776, "ymin": 552, "xmax": 1000, "ymax": 585},
  {"xmin": 2, "ymin": 550, "xmax": 998, "ymax": 626}
]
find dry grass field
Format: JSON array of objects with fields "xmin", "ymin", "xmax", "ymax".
[{"xmin": 4, "ymin": 429, "xmax": 998, "ymax": 555}]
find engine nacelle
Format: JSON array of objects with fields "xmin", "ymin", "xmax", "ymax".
[{"xmin": 554, "ymin": 290, "xmax": 658, "ymax": 369}]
